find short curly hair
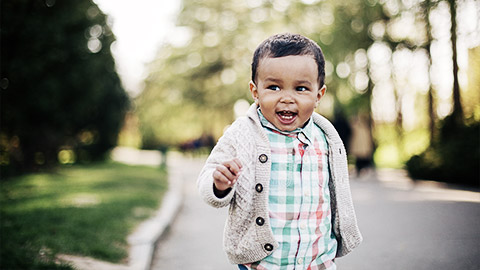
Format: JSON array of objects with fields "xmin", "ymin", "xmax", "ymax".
[{"xmin": 251, "ymin": 33, "xmax": 325, "ymax": 86}]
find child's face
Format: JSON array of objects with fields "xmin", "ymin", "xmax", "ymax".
[{"xmin": 250, "ymin": 55, "xmax": 326, "ymax": 132}]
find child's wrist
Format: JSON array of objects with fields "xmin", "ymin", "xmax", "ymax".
[{"xmin": 213, "ymin": 183, "xmax": 231, "ymax": 198}]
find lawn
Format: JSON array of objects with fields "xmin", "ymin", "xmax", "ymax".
[{"xmin": 0, "ymin": 162, "xmax": 168, "ymax": 269}]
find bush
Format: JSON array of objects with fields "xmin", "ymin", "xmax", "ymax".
[
  {"xmin": 406, "ymin": 116, "xmax": 480, "ymax": 187},
  {"xmin": 0, "ymin": 0, "xmax": 129, "ymax": 176}
]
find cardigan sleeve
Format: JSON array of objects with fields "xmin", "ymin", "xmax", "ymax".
[{"xmin": 197, "ymin": 119, "xmax": 246, "ymax": 208}]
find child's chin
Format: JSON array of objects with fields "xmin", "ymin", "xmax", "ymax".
[{"xmin": 277, "ymin": 124, "xmax": 299, "ymax": 132}]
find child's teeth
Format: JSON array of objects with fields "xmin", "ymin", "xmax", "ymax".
[{"xmin": 278, "ymin": 111, "xmax": 295, "ymax": 120}]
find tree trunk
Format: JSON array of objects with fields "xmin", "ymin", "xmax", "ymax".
[
  {"xmin": 448, "ymin": 0, "xmax": 464, "ymax": 124},
  {"xmin": 424, "ymin": 0, "xmax": 437, "ymax": 142}
]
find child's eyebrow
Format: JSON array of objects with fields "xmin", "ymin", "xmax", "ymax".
[
  {"xmin": 264, "ymin": 78, "xmax": 313, "ymax": 87},
  {"xmin": 296, "ymin": 80, "xmax": 313, "ymax": 86},
  {"xmin": 264, "ymin": 77, "xmax": 283, "ymax": 84}
]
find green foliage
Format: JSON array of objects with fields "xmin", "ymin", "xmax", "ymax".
[
  {"xmin": 406, "ymin": 116, "xmax": 480, "ymax": 187},
  {"xmin": 0, "ymin": 0, "xmax": 129, "ymax": 175},
  {"xmin": 137, "ymin": 0, "xmax": 256, "ymax": 148},
  {"xmin": 137, "ymin": 0, "xmax": 386, "ymax": 148},
  {"xmin": 0, "ymin": 162, "xmax": 168, "ymax": 269},
  {"xmin": 373, "ymin": 123, "xmax": 430, "ymax": 168}
]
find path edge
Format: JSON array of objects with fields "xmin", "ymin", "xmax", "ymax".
[
  {"xmin": 59, "ymin": 149, "xmax": 186, "ymax": 270},
  {"xmin": 127, "ymin": 162, "xmax": 184, "ymax": 270}
]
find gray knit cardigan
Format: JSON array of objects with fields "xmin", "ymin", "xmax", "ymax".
[{"xmin": 197, "ymin": 104, "xmax": 362, "ymax": 264}]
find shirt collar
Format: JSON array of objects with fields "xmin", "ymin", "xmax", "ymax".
[{"xmin": 257, "ymin": 108, "xmax": 313, "ymax": 144}]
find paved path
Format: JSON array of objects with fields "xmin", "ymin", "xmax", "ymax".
[
  {"xmin": 336, "ymin": 170, "xmax": 480, "ymax": 270},
  {"xmin": 151, "ymin": 157, "xmax": 480, "ymax": 270},
  {"xmin": 151, "ymin": 155, "xmax": 234, "ymax": 269}
]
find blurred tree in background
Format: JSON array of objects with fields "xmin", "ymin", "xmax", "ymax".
[
  {"xmin": 405, "ymin": 0, "xmax": 479, "ymax": 186},
  {"xmin": 136, "ymin": 0, "xmax": 479, "ymax": 185},
  {"xmin": 137, "ymin": 0, "xmax": 257, "ymax": 149},
  {"xmin": 1, "ymin": 0, "xmax": 129, "ymax": 176},
  {"xmin": 137, "ymin": 0, "xmax": 387, "ymax": 149}
]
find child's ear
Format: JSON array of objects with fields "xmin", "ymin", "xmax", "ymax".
[
  {"xmin": 249, "ymin": 81, "xmax": 259, "ymax": 104},
  {"xmin": 316, "ymin": 85, "xmax": 326, "ymax": 107}
]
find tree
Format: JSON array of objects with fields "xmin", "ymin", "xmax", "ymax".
[
  {"xmin": 137, "ymin": 0, "xmax": 281, "ymax": 148},
  {"xmin": 1, "ymin": 0, "xmax": 129, "ymax": 175},
  {"xmin": 405, "ymin": 0, "xmax": 479, "ymax": 186},
  {"xmin": 447, "ymin": 0, "xmax": 464, "ymax": 125},
  {"xmin": 421, "ymin": 0, "xmax": 438, "ymax": 142},
  {"xmin": 137, "ymin": 0, "xmax": 389, "ymax": 150}
]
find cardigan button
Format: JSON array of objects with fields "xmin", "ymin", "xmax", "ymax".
[
  {"xmin": 259, "ymin": 154, "xmax": 268, "ymax": 163},
  {"xmin": 264, "ymin": 243, "xmax": 273, "ymax": 252},
  {"xmin": 255, "ymin": 183, "xmax": 263, "ymax": 193},
  {"xmin": 256, "ymin": 217, "xmax": 265, "ymax": 226}
]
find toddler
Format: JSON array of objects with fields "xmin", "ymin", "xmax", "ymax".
[{"xmin": 197, "ymin": 33, "xmax": 362, "ymax": 269}]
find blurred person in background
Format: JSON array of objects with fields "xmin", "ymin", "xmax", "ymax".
[{"xmin": 349, "ymin": 113, "xmax": 374, "ymax": 178}]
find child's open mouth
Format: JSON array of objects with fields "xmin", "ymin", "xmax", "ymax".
[{"xmin": 276, "ymin": 110, "xmax": 297, "ymax": 124}]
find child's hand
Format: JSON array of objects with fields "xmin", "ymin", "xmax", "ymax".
[{"xmin": 213, "ymin": 158, "xmax": 242, "ymax": 191}]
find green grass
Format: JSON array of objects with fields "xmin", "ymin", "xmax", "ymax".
[{"xmin": 0, "ymin": 162, "xmax": 167, "ymax": 269}]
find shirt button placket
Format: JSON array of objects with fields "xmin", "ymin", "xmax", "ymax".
[{"xmin": 300, "ymin": 223, "xmax": 306, "ymax": 230}]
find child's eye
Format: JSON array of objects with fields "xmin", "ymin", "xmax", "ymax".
[
  {"xmin": 296, "ymin": 86, "xmax": 309, "ymax": 92},
  {"xmin": 267, "ymin": 85, "xmax": 281, "ymax": 91}
]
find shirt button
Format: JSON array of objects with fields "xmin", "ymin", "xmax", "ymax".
[
  {"xmin": 304, "ymin": 191, "xmax": 309, "ymax": 197},
  {"xmin": 255, "ymin": 183, "xmax": 263, "ymax": 193},
  {"xmin": 297, "ymin": 258, "xmax": 303, "ymax": 264},
  {"xmin": 256, "ymin": 217, "xmax": 265, "ymax": 226},
  {"xmin": 258, "ymin": 154, "xmax": 268, "ymax": 163},
  {"xmin": 300, "ymin": 223, "xmax": 306, "ymax": 230},
  {"xmin": 264, "ymin": 243, "xmax": 273, "ymax": 251}
]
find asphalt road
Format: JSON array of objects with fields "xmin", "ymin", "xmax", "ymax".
[
  {"xmin": 151, "ymin": 158, "xmax": 480, "ymax": 270},
  {"xmin": 336, "ymin": 170, "xmax": 480, "ymax": 270}
]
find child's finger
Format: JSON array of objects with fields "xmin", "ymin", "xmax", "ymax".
[
  {"xmin": 213, "ymin": 170, "xmax": 232, "ymax": 185},
  {"xmin": 223, "ymin": 159, "xmax": 242, "ymax": 176},
  {"xmin": 215, "ymin": 165, "xmax": 236, "ymax": 182},
  {"xmin": 232, "ymin": 158, "xmax": 243, "ymax": 170}
]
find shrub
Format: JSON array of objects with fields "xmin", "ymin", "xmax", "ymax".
[
  {"xmin": 1, "ymin": 0, "xmax": 129, "ymax": 176},
  {"xmin": 406, "ymin": 116, "xmax": 480, "ymax": 187}
]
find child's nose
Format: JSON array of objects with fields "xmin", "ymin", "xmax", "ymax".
[{"xmin": 280, "ymin": 91, "xmax": 295, "ymax": 104}]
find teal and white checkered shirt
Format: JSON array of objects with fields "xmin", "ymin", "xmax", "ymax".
[{"xmin": 241, "ymin": 109, "xmax": 338, "ymax": 270}]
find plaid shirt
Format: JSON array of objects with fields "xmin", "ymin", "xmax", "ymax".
[{"xmin": 241, "ymin": 110, "xmax": 337, "ymax": 270}]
